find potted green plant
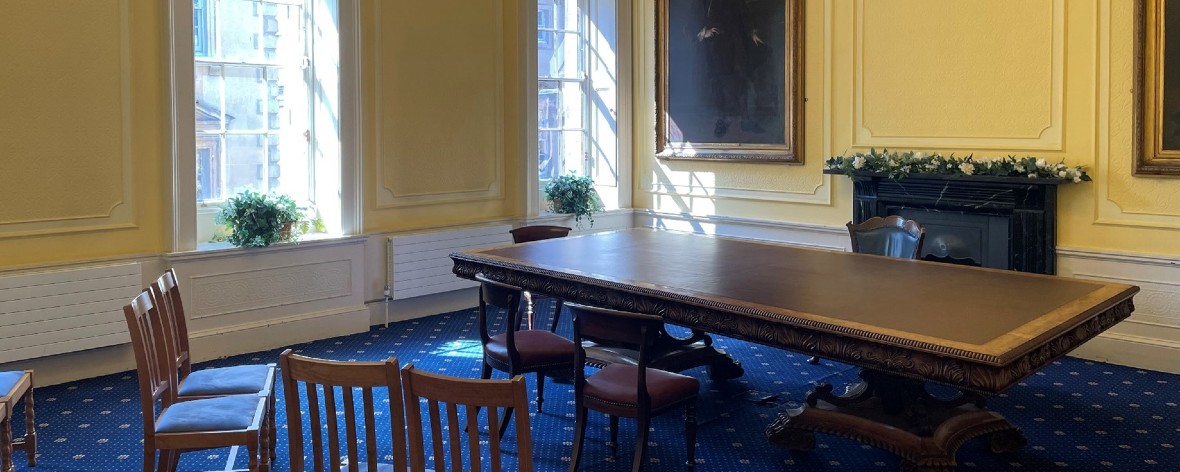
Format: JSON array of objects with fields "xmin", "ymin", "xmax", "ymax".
[
  {"xmin": 215, "ymin": 190, "xmax": 304, "ymax": 247},
  {"xmin": 544, "ymin": 173, "xmax": 604, "ymax": 228}
]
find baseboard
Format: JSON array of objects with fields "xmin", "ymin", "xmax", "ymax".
[
  {"xmin": 0, "ymin": 343, "xmax": 137, "ymax": 387},
  {"xmin": 189, "ymin": 305, "xmax": 371, "ymax": 363},
  {"xmin": 1070, "ymin": 332, "xmax": 1180, "ymax": 374}
]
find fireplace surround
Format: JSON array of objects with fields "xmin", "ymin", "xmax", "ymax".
[{"xmin": 829, "ymin": 171, "xmax": 1064, "ymax": 275}]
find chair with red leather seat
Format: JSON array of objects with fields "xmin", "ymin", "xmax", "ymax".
[
  {"xmin": 508, "ymin": 225, "xmax": 573, "ymax": 332},
  {"xmin": 475, "ymin": 273, "xmax": 577, "ymax": 435},
  {"xmin": 566, "ymin": 302, "xmax": 699, "ymax": 472}
]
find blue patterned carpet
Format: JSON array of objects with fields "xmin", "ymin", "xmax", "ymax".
[{"xmin": 9, "ymin": 301, "xmax": 1180, "ymax": 471}]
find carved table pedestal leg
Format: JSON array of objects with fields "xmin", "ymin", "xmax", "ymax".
[{"xmin": 766, "ymin": 370, "xmax": 1026, "ymax": 472}]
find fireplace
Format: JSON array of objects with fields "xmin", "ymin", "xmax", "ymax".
[{"xmin": 836, "ymin": 172, "xmax": 1062, "ymax": 275}]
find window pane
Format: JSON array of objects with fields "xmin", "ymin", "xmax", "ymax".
[
  {"xmin": 224, "ymin": 134, "xmax": 267, "ymax": 194},
  {"xmin": 215, "ymin": 0, "xmax": 265, "ymax": 63},
  {"xmin": 558, "ymin": 81, "xmax": 584, "ymax": 129},
  {"xmin": 222, "ymin": 66, "xmax": 266, "ymax": 130},
  {"xmin": 196, "ymin": 135, "xmax": 223, "ymax": 201},
  {"xmin": 538, "ymin": 130, "xmax": 562, "ymax": 180},
  {"xmin": 538, "ymin": 32, "xmax": 583, "ymax": 80},
  {"xmin": 194, "ymin": 64, "xmax": 224, "ymax": 130},
  {"xmin": 560, "ymin": 130, "xmax": 585, "ymax": 176}
]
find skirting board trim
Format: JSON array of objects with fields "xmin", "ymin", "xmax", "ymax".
[{"xmin": 1072, "ymin": 331, "xmax": 1180, "ymax": 375}]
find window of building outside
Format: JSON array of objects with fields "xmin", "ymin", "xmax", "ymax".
[
  {"xmin": 538, "ymin": 0, "xmax": 620, "ymax": 210},
  {"xmin": 193, "ymin": 0, "xmax": 341, "ymax": 244}
]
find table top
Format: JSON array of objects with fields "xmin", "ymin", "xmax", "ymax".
[{"xmin": 452, "ymin": 229, "xmax": 1138, "ymax": 391}]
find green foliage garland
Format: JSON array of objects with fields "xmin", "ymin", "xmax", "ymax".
[
  {"xmin": 215, "ymin": 190, "xmax": 304, "ymax": 248},
  {"xmin": 544, "ymin": 173, "xmax": 604, "ymax": 228},
  {"xmin": 824, "ymin": 149, "xmax": 1092, "ymax": 182}
]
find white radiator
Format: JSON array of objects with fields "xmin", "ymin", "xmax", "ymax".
[
  {"xmin": 388, "ymin": 225, "xmax": 513, "ymax": 300},
  {"xmin": 0, "ymin": 262, "xmax": 141, "ymax": 363}
]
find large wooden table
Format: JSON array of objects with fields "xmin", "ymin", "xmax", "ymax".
[{"xmin": 450, "ymin": 229, "xmax": 1138, "ymax": 471}]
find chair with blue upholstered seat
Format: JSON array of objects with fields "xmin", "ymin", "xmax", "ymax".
[
  {"xmin": 0, "ymin": 369, "xmax": 35, "ymax": 471},
  {"xmin": 150, "ymin": 269, "xmax": 278, "ymax": 461},
  {"xmin": 123, "ymin": 289, "xmax": 271, "ymax": 472}
]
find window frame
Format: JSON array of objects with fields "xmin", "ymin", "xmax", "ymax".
[
  {"xmin": 528, "ymin": 0, "xmax": 631, "ymax": 216},
  {"xmin": 169, "ymin": 0, "xmax": 361, "ymax": 251}
]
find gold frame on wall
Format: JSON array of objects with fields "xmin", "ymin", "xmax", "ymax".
[
  {"xmin": 1135, "ymin": 0, "xmax": 1180, "ymax": 176},
  {"xmin": 655, "ymin": 0, "xmax": 803, "ymax": 163}
]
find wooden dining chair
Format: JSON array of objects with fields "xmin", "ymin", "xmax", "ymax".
[
  {"xmin": 566, "ymin": 303, "xmax": 699, "ymax": 472},
  {"xmin": 509, "ymin": 225, "xmax": 572, "ymax": 333},
  {"xmin": 475, "ymin": 273, "xmax": 576, "ymax": 435},
  {"xmin": 401, "ymin": 364, "xmax": 534, "ymax": 472},
  {"xmin": 811, "ymin": 216, "xmax": 927, "ymax": 364},
  {"xmin": 846, "ymin": 215, "xmax": 926, "ymax": 260},
  {"xmin": 123, "ymin": 289, "xmax": 271, "ymax": 472},
  {"xmin": 151, "ymin": 269, "xmax": 278, "ymax": 460},
  {"xmin": 0, "ymin": 369, "xmax": 35, "ymax": 471},
  {"xmin": 280, "ymin": 349, "xmax": 408, "ymax": 472}
]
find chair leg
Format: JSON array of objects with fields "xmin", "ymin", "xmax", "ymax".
[
  {"xmin": 22, "ymin": 387, "xmax": 34, "ymax": 468},
  {"xmin": 155, "ymin": 450, "xmax": 176, "ymax": 472},
  {"xmin": 268, "ymin": 391, "xmax": 277, "ymax": 460},
  {"xmin": 807, "ymin": 356, "xmax": 820, "ymax": 365},
  {"xmin": 247, "ymin": 431, "xmax": 260, "ymax": 472},
  {"xmin": 608, "ymin": 415, "xmax": 619, "ymax": 460},
  {"xmin": 535, "ymin": 371, "xmax": 545, "ymax": 412},
  {"xmin": 498, "ymin": 405, "xmax": 515, "ymax": 437},
  {"xmin": 632, "ymin": 415, "xmax": 650, "ymax": 472},
  {"xmin": 548, "ymin": 300, "xmax": 564, "ymax": 333},
  {"xmin": 142, "ymin": 444, "xmax": 155, "ymax": 472},
  {"xmin": 260, "ymin": 413, "xmax": 271, "ymax": 470},
  {"xmin": 2, "ymin": 414, "xmax": 13, "ymax": 472},
  {"xmin": 569, "ymin": 407, "xmax": 588, "ymax": 472},
  {"xmin": 685, "ymin": 404, "xmax": 697, "ymax": 469}
]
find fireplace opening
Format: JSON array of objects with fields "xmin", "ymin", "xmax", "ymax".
[{"xmin": 895, "ymin": 209, "xmax": 1009, "ymax": 269}]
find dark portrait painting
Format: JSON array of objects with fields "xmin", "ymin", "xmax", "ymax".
[
  {"xmin": 657, "ymin": 0, "xmax": 802, "ymax": 163},
  {"xmin": 1136, "ymin": 0, "xmax": 1180, "ymax": 175}
]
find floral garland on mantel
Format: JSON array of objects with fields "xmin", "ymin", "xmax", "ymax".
[{"xmin": 824, "ymin": 149, "xmax": 1092, "ymax": 183}]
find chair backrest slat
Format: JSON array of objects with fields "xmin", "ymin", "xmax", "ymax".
[
  {"xmin": 401, "ymin": 364, "xmax": 534, "ymax": 472},
  {"xmin": 280, "ymin": 350, "xmax": 407, "ymax": 472}
]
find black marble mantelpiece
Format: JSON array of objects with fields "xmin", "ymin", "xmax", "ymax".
[{"xmin": 825, "ymin": 171, "xmax": 1064, "ymax": 274}]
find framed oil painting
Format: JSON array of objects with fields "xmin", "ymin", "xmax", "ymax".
[
  {"xmin": 1136, "ymin": 0, "xmax": 1180, "ymax": 175},
  {"xmin": 656, "ymin": 0, "xmax": 803, "ymax": 163}
]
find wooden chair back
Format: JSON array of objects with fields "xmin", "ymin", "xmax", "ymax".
[
  {"xmin": 401, "ymin": 365, "xmax": 534, "ymax": 472},
  {"xmin": 279, "ymin": 350, "xmax": 407, "ymax": 472},
  {"xmin": 846, "ymin": 215, "xmax": 926, "ymax": 260},
  {"xmin": 153, "ymin": 269, "xmax": 194, "ymax": 379},
  {"xmin": 567, "ymin": 303, "xmax": 662, "ymax": 406},
  {"xmin": 123, "ymin": 290, "xmax": 176, "ymax": 437},
  {"xmin": 474, "ymin": 273, "xmax": 526, "ymax": 351},
  {"xmin": 509, "ymin": 225, "xmax": 571, "ymax": 243}
]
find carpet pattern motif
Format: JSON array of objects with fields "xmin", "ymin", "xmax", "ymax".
[{"xmin": 7, "ymin": 301, "xmax": 1180, "ymax": 471}]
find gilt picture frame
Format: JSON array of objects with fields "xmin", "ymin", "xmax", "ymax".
[
  {"xmin": 656, "ymin": 0, "xmax": 803, "ymax": 163},
  {"xmin": 1135, "ymin": 0, "xmax": 1180, "ymax": 176}
]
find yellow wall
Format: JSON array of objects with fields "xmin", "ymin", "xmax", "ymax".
[
  {"xmin": 4, "ymin": 0, "xmax": 1178, "ymax": 270},
  {"xmin": 635, "ymin": 0, "xmax": 1180, "ymax": 257},
  {"xmin": 0, "ymin": 1, "xmax": 526, "ymax": 269},
  {"xmin": 0, "ymin": 1, "xmax": 170, "ymax": 267},
  {"xmin": 360, "ymin": 0, "xmax": 525, "ymax": 232}
]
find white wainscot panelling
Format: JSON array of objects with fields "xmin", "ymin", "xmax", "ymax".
[
  {"xmin": 634, "ymin": 210, "xmax": 849, "ymax": 251},
  {"xmin": 166, "ymin": 238, "xmax": 370, "ymax": 363},
  {"xmin": 1058, "ymin": 248, "xmax": 1180, "ymax": 374}
]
